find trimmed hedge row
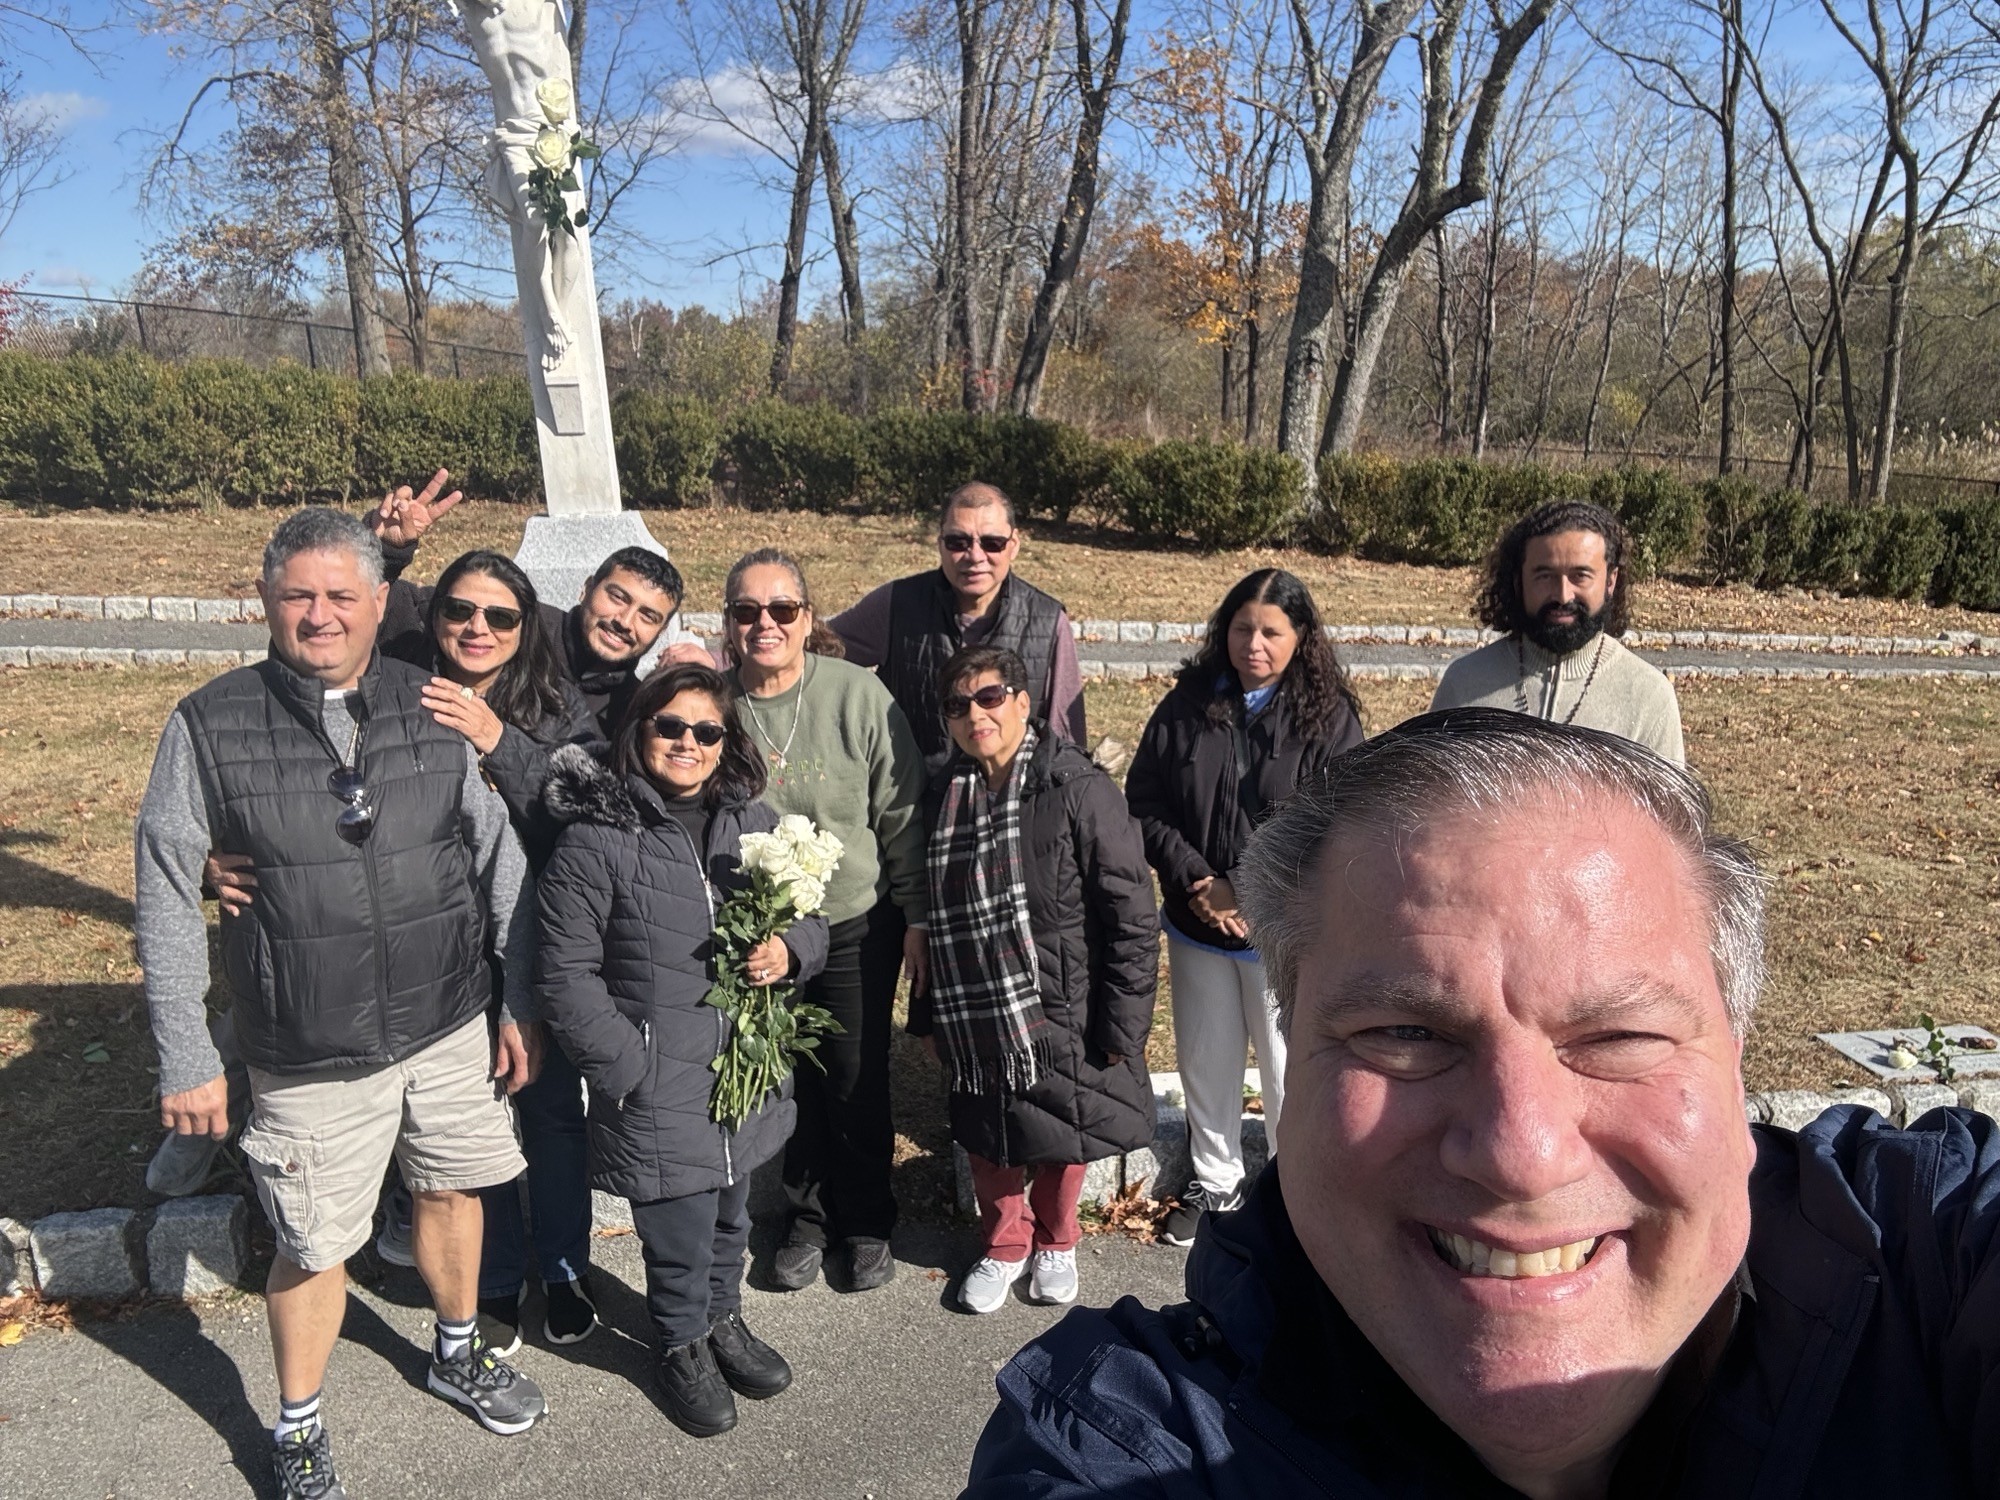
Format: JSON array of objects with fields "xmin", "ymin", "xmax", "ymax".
[{"xmin": 2, "ymin": 351, "xmax": 1996, "ymax": 609}]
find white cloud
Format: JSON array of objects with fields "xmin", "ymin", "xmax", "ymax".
[
  {"xmin": 660, "ymin": 60, "xmax": 936, "ymax": 159},
  {"xmin": 34, "ymin": 265, "xmax": 95, "ymax": 289},
  {"xmin": 20, "ymin": 91, "xmax": 110, "ymax": 133}
]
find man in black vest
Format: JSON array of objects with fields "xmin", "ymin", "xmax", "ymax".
[
  {"xmin": 136, "ymin": 508, "xmax": 546, "ymax": 1500},
  {"xmin": 832, "ymin": 480, "xmax": 1087, "ymax": 761}
]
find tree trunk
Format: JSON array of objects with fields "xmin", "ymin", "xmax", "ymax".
[
  {"xmin": 952, "ymin": 0, "xmax": 985, "ymax": 412},
  {"xmin": 1009, "ymin": 0, "xmax": 1131, "ymax": 416},
  {"xmin": 1244, "ymin": 315, "xmax": 1262, "ymax": 442},
  {"xmin": 566, "ymin": 0, "xmax": 588, "ymax": 93},
  {"xmin": 1277, "ymin": 0, "xmax": 1427, "ymax": 495},
  {"xmin": 305, "ymin": 0, "xmax": 390, "ymax": 377},
  {"xmin": 1868, "ymin": 159, "xmax": 1921, "ymax": 503},
  {"xmin": 1430, "ymin": 224, "xmax": 1456, "ymax": 445},
  {"xmin": 819, "ymin": 126, "xmax": 868, "ymax": 411},
  {"xmin": 1715, "ymin": 5, "xmax": 1741, "ymax": 475},
  {"xmin": 1318, "ymin": 0, "xmax": 1557, "ymax": 460},
  {"xmin": 767, "ymin": 96, "xmax": 825, "ymax": 397},
  {"xmin": 1471, "ymin": 207, "xmax": 1501, "ymax": 459}
]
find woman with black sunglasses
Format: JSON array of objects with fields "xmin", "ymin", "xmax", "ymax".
[
  {"xmin": 414, "ymin": 551, "xmax": 602, "ymax": 1353},
  {"xmin": 536, "ymin": 663, "xmax": 829, "ymax": 1437},
  {"xmin": 720, "ymin": 547, "xmax": 930, "ymax": 1297}
]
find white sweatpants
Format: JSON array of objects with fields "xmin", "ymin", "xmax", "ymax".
[{"xmin": 1166, "ymin": 933, "xmax": 1285, "ymax": 1205}]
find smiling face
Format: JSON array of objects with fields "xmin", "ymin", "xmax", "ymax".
[
  {"xmin": 937, "ymin": 498, "xmax": 1019, "ymax": 610},
  {"xmin": 641, "ymin": 688, "xmax": 726, "ymax": 797},
  {"xmin": 1227, "ymin": 600, "xmax": 1301, "ymax": 692},
  {"xmin": 1279, "ymin": 793, "xmax": 1752, "ymax": 1489},
  {"xmin": 944, "ymin": 668, "xmax": 1031, "ymax": 773},
  {"xmin": 258, "ymin": 547, "xmax": 388, "ymax": 690},
  {"xmin": 725, "ymin": 562, "xmax": 811, "ymax": 679},
  {"xmin": 579, "ymin": 566, "xmax": 675, "ymax": 666},
  {"xmin": 434, "ymin": 570, "xmax": 523, "ymax": 691},
  {"xmin": 1521, "ymin": 530, "xmax": 1617, "ymax": 653}
]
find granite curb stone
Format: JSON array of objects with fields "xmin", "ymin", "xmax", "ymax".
[
  {"xmin": 30, "ymin": 1208, "xmax": 144, "ymax": 1299},
  {"xmin": 146, "ymin": 1196, "xmax": 248, "ymax": 1297},
  {"xmin": 1, "ymin": 1215, "xmax": 32, "ymax": 1296}
]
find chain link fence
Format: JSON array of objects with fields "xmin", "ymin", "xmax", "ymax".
[{"xmin": 0, "ymin": 289, "xmax": 643, "ymax": 385}]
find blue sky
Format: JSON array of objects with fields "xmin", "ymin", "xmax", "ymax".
[{"xmin": 0, "ymin": 1, "xmax": 1878, "ymax": 313}]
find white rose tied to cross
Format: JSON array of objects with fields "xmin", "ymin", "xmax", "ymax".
[
  {"xmin": 703, "ymin": 820, "xmax": 847, "ymax": 1127},
  {"xmin": 535, "ymin": 77, "xmax": 573, "ymax": 125},
  {"xmin": 530, "ymin": 125, "xmax": 572, "ymax": 172}
]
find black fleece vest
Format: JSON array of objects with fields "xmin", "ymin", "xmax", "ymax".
[
  {"xmin": 884, "ymin": 571, "xmax": 1064, "ymax": 759},
  {"xmin": 177, "ymin": 654, "xmax": 490, "ymax": 1074}
]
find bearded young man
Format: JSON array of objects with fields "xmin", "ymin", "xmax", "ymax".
[
  {"xmin": 1431, "ymin": 501, "xmax": 1684, "ymax": 764},
  {"xmin": 963, "ymin": 710, "xmax": 2000, "ymax": 1500}
]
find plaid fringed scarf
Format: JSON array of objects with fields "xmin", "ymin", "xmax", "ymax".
[{"xmin": 925, "ymin": 727, "xmax": 1051, "ymax": 1095}]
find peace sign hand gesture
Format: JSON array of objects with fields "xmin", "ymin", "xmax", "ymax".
[{"xmin": 369, "ymin": 468, "xmax": 463, "ymax": 548}]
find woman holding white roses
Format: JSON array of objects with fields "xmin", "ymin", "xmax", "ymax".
[
  {"xmin": 535, "ymin": 663, "xmax": 829, "ymax": 1439},
  {"xmin": 721, "ymin": 547, "xmax": 931, "ymax": 1297}
]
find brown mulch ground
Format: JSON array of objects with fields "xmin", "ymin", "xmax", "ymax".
[
  {"xmin": 2, "ymin": 667, "xmax": 1993, "ymax": 1221},
  {"xmin": 5, "ymin": 500, "xmax": 1995, "ymax": 639}
]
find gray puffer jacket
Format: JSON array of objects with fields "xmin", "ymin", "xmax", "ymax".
[{"xmin": 535, "ymin": 746, "xmax": 829, "ymax": 1203}]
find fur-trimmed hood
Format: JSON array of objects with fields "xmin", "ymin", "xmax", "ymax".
[{"xmin": 542, "ymin": 742, "xmax": 644, "ymax": 833}]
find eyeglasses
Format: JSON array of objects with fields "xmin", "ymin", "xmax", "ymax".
[
  {"xmin": 940, "ymin": 531, "xmax": 1012, "ymax": 556},
  {"xmin": 648, "ymin": 714, "xmax": 727, "ymax": 747},
  {"xmin": 725, "ymin": 599, "xmax": 805, "ymax": 627},
  {"xmin": 438, "ymin": 597, "xmax": 523, "ymax": 632},
  {"xmin": 327, "ymin": 766, "xmax": 376, "ymax": 845},
  {"xmin": 942, "ymin": 683, "xmax": 1016, "ymax": 718}
]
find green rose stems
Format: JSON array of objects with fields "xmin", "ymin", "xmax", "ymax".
[
  {"xmin": 527, "ymin": 77, "xmax": 601, "ymax": 239},
  {"xmin": 705, "ymin": 817, "xmax": 847, "ymax": 1129}
]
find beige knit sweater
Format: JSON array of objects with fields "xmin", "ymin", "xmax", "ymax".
[{"xmin": 1428, "ymin": 632, "xmax": 1686, "ymax": 765}]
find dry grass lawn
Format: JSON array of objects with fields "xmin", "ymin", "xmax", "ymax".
[
  {"xmin": 5, "ymin": 499, "xmax": 1996, "ymax": 640},
  {"xmin": 1, "ymin": 665, "xmax": 1994, "ymax": 1222}
]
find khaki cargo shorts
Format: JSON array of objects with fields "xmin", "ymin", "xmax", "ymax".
[{"xmin": 240, "ymin": 1015, "xmax": 525, "ymax": 1273}]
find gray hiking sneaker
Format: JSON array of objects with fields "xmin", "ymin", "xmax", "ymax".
[
  {"xmin": 1027, "ymin": 1248, "xmax": 1078, "ymax": 1306},
  {"xmin": 271, "ymin": 1426, "xmax": 346, "ymax": 1500},
  {"xmin": 959, "ymin": 1256, "xmax": 1028, "ymax": 1314},
  {"xmin": 426, "ymin": 1332, "xmax": 547, "ymax": 1435},
  {"xmin": 146, "ymin": 1130, "xmax": 224, "ymax": 1197}
]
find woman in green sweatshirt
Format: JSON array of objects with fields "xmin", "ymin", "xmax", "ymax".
[{"xmin": 721, "ymin": 547, "xmax": 930, "ymax": 1295}]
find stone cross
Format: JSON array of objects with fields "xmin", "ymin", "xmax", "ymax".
[{"xmin": 460, "ymin": 0, "xmax": 670, "ymax": 608}]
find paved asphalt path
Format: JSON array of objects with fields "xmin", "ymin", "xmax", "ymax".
[
  {"xmin": 5, "ymin": 616, "xmax": 1997, "ymax": 678},
  {"xmin": 0, "ymin": 1224, "xmax": 1186, "ymax": 1500}
]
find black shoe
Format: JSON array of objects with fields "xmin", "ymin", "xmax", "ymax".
[
  {"xmin": 845, "ymin": 1237, "xmax": 895, "ymax": 1291},
  {"xmin": 272, "ymin": 1426, "xmax": 346, "ymax": 1500},
  {"xmin": 427, "ymin": 1332, "xmax": 547, "ymax": 1435},
  {"xmin": 707, "ymin": 1310, "xmax": 792, "ymax": 1399},
  {"xmin": 1161, "ymin": 1181, "xmax": 1236, "ymax": 1249},
  {"xmin": 770, "ymin": 1240, "xmax": 823, "ymax": 1291},
  {"xmin": 657, "ymin": 1337, "xmax": 738, "ymax": 1437},
  {"xmin": 476, "ymin": 1290, "xmax": 523, "ymax": 1358},
  {"xmin": 543, "ymin": 1275, "xmax": 597, "ymax": 1346}
]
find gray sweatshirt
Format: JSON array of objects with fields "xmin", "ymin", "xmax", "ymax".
[{"xmin": 134, "ymin": 687, "xmax": 535, "ymax": 1097}]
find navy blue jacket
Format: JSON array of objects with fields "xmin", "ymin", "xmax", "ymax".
[{"xmin": 965, "ymin": 1106, "xmax": 2000, "ymax": 1498}]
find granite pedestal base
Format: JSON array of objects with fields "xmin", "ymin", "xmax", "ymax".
[{"xmin": 514, "ymin": 512, "xmax": 672, "ymax": 617}]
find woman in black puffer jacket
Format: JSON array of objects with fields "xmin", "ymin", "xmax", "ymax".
[
  {"xmin": 909, "ymin": 646, "xmax": 1157, "ymax": 1318},
  {"xmin": 536, "ymin": 663, "xmax": 829, "ymax": 1440}
]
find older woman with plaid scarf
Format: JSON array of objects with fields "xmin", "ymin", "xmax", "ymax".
[{"xmin": 910, "ymin": 646, "xmax": 1159, "ymax": 1315}]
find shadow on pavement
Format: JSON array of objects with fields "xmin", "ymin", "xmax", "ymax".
[{"xmin": 76, "ymin": 1300, "xmax": 274, "ymax": 1497}]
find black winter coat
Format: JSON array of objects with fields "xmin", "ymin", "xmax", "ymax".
[
  {"xmin": 1124, "ymin": 675, "xmax": 1362, "ymax": 951},
  {"xmin": 535, "ymin": 747, "xmax": 830, "ymax": 1203},
  {"xmin": 970, "ymin": 1108, "xmax": 2000, "ymax": 1498},
  {"xmin": 477, "ymin": 681, "xmax": 598, "ymax": 870},
  {"xmin": 910, "ymin": 730, "xmax": 1158, "ymax": 1166}
]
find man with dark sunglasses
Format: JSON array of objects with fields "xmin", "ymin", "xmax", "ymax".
[
  {"xmin": 831, "ymin": 480, "xmax": 1087, "ymax": 763},
  {"xmin": 365, "ymin": 470, "xmax": 709, "ymax": 737},
  {"xmin": 134, "ymin": 508, "xmax": 547, "ymax": 1499}
]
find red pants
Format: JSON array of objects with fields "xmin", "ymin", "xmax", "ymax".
[{"xmin": 966, "ymin": 1153, "xmax": 1088, "ymax": 1263}]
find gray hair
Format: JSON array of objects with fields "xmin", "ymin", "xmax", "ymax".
[
  {"xmin": 1235, "ymin": 708, "xmax": 1767, "ymax": 1037},
  {"xmin": 262, "ymin": 507, "xmax": 384, "ymax": 590}
]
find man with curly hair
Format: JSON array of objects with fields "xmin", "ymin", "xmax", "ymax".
[{"xmin": 1430, "ymin": 500, "xmax": 1684, "ymax": 763}]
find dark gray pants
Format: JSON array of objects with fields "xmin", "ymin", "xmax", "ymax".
[{"xmin": 630, "ymin": 1178, "xmax": 753, "ymax": 1348}]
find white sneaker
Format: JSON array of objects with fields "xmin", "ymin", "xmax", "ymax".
[
  {"xmin": 959, "ymin": 1256, "xmax": 1029, "ymax": 1314},
  {"xmin": 1028, "ymin": 1249, "xmax": 1078, "ymax": 1306}
]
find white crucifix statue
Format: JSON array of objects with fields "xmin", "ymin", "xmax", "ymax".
[{"xmin": 461, "ymin": 0, "xmax": 670, "ymax": 608}]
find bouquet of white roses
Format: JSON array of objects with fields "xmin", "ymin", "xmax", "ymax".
[
  {"xmin": 706, "ymin": 815, "xmax": 846, "ymax": 1128},
  {"xmin": 525, "ymin": 78, "xmax": 601, "ymax": 240}
]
